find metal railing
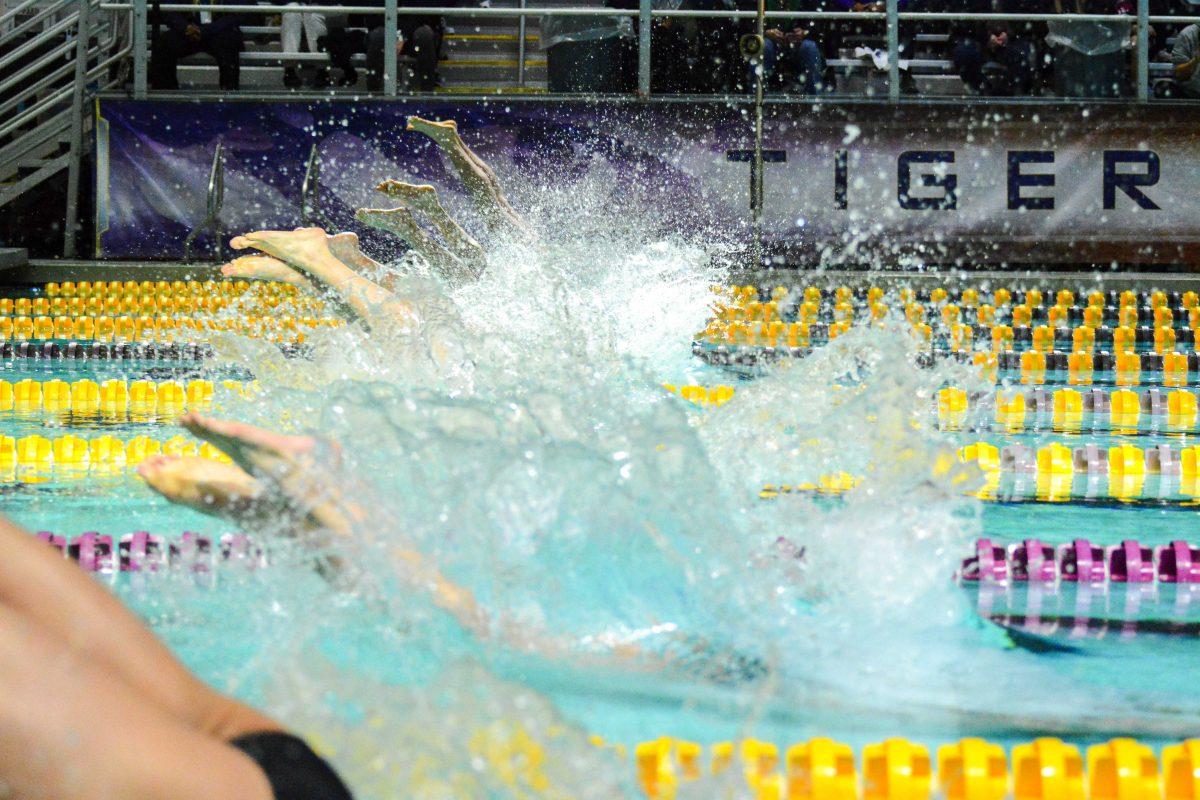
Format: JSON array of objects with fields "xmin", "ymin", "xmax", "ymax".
[
  {"xmin": 0, "ymin": 0, "xmax": 130, "ymax": 255},
  {"xmin": 94, "ymin": 1, "xmax": 1200, "ymax": 102}
]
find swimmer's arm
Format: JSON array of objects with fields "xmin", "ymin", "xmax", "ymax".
[{"xmin": 0, "ymin": 515, "xmax": 280, "ymax": 739}]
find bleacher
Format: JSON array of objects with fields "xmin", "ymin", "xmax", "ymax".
[
  {"xmin": 162, "ymin": 2, "xmax": 1196, "ymax": 98},
  {"xmin": 174, "ymin": 0, "xmax": 569, "ymax": 92}
]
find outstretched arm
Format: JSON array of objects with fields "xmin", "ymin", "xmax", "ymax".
[{"xmin": 0, "ymin": 515, "xmax": 280, "ymax": 740}]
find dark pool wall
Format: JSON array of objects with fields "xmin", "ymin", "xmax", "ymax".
[{"xmin": 95, "ymin": 99, "xmax": 1198, "ymax": 266}]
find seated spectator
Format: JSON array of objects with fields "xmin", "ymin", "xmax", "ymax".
[
  {"xmin": 365, "ymin": 0, "xmax": 450, "ymax": 91},
  {"xmin": 951, "ymin": 0, "xmax": 1038, "ymax": 95},
  {"xmin": 1171, "ymin": 18, "xmax": 1200, "ymax": 97},
  {"xmin": 819, "ymin": 0, "xmax": 916, "ymax": 90},
  {"xmin": 678, "ymin": 0, "xmax": 745, "ymax": 92},
  {"xmin": 755, "ymin": 0, "xmax": 827, "ymax": 93},
  {"xmin": 149, "ymin": 0, "xmax": 258, "ymax": 91},
  {"xmin": 317, "ymin": 1, "xmax": 370, "ymax": 87},
  {"xmin": 280, "ymin": 2, "xmax": 329, "ymax": 88}
]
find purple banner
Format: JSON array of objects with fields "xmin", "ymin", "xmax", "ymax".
[
  {"xmin": 96, "ymin": 99, "xmax": 1198, "ymax": 264},
  {"xmin": 95, "ymin": 99, "xmax": 748, "ymax": 260}
]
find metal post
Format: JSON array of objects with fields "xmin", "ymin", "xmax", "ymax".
[
  {"xmin": 384, "ymin": 0, "xmax": 398, "ymax": 95},
  {"xmin": 1136, "ymin": 0, "xmax": 1149, "ymax": 101},
  {"xmin": 300, "ymin": 143, "xmax": 326, "ymax": 227},
  {"xmin": 886, "ymin": 0, "xmax": 899, "ymax": 101},
  {"xmin": 752, "ymin": 0, "xmax": 763, "ymax": 229},
  {"xmin": 638, "ymin": 0, "xmax": 651, "ymax": 97},
  {"xmin": 133, "ymin": 0, "xmax": 146, "ymax": 97},
  {"xmin": 64, "ymin": 0, "xmax": 92, "ymax": 257},
  {"xmin": 516, "ymin": 0, "xmax": 526, "ymax": 87}
]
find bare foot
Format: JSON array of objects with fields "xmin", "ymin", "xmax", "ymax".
[
  {"xmin": 326, "ymin": 231, "xmax": 360, "ymax": 263},
  {"xmin": 355, "ymin": 206, "xmax": 424, "ymax": 240},
  {"xmin": 407, "ymin": 116, "xmax": 459, "ymax": 147},
  {"xmin": 376, "ymin": 181, "xmax": 442, "ymax": 215},
  {"xmin": 230, "ymin": 228, "xmax": 336, "ymax": 276},
  {"xmin": 179, "ymin": 412, "xmax": 319, "ymax": 475},
  {"xmin": 138, "ymin": 454, "xmax": 266, "ymax": 521},
  {"xmin": 178, "ymin": 413, "xmax": 355, "ymax": 537},
  {"xmin": 221, "ymin": 255, "xmax": 314, "ymax": 291}
]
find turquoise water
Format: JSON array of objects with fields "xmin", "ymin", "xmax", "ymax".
[{"xmin": 5, "ymin": 254, "xmax": 1200, "ymax": 796}]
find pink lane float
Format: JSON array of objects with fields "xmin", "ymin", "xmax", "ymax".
[
  {"xmin": 35, "ymin": 531, "xmax": 265, "ymax": 573},
  {"xmin": 958, "ymin": 538, "xmax": 1200, "ymax": 584}
]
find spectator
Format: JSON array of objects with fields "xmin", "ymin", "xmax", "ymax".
[
  {"xmin": 819, "ymin": 0, "xmax": 915, "ymax": 90},
  {"xmin": 678, "ymin": 0, "xmax": 744, "ymax": 92},
  {"xmin": 317, "ymin": 1, "xmax": 369, "ymax": 87},
  {"xmin": 365, "ymin": 0, "xmax": 450, "ymax": 91},
  {"xmin": 755, "ymin": 0, "xmax": 827, "ymax": 93},
  {"xmin": 280, "ymin": 2, "xmax": 329, "ymax": 87},
  {"xmin": 148, "ymin": 0, "xmax": 258, "ymax": 91},
  {"xmin": 951, "ymin": 0, "xmax": 1038, "ymax": 95},
  {"xmin": 1171, "ymin": 18, "xmax": 1200, "ymax": 97}
]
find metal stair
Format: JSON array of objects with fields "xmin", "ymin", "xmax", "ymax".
[{"xmin": 0, "ymin": 0, "xmax": 129, "ymax": 250}]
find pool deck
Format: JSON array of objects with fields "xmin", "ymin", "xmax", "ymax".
[{"xmin": 3, "ymin": 258, "xmax": 1200, "ymax": 291}]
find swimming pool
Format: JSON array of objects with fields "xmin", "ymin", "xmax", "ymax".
[{"xmin": 3, "ymin": 265, "xmax": 1199, "ymax": 797}]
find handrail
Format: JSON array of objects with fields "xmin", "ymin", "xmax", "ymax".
[
  {"xmin": 0, "ymin": 11, "xmax": 82, "ymax": 71},
  {"xmin": 0, "ymin": 0, "xmax": 127, "ymax": 251},
  {"xmin": 0, "ymin": 0, "xmax": 75, "ymax": 47},
  {"xmin": 0, "ymin": 0, "xmax": 46, "ymax": 28},
  {"xmin": 99, "ymin": 2, "xmax": 1200, "ymax": 22},
  {"xmin": 0, "ymin": 38, "xmax": 117, "ymax": 115}
]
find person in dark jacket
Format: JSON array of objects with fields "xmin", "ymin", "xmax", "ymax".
[
  {"xmin": 950, "ymin": 0, "xmax": 1039, "ymax": 95},
  {"xmin": 367, "ymin": 0, "xmax": 451, "ymax": 91},
  {"xmin": 148, "ymin": 0, "xmax": 258, "ymax": 91}
]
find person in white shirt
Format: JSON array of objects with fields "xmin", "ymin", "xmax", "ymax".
[{"xmin": 280, "ymin": 3, "xmax": 329, "ymax": 87}]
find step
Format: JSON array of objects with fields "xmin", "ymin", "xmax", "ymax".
[
  {"xmin": 440, "ymin": 57, "xmax": 546, "ymax": 68},
  {"xmin": 433, "ymin": 84, "xmax": 548, "ymax": 94}
]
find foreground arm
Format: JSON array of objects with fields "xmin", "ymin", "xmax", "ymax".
[{"xmin": 0, "ymin": 516, "xmax": 279, "ymax": 740}]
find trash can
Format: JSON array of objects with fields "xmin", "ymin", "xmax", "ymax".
[
  {"xmin": 1045, "ymin": 18, "xmax": 1132, "ymax": 98},
  {"xmin": 542, "ymin": 14, "xmax": 632, "ymax": 93}
]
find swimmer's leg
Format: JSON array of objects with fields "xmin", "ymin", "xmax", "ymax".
[
  {"xmin": 0, "ymin": 612, "xmax": 274, "ymax": 800},
  {"xmin": 354, "ymin": 205, "xmax": 462, "ymax": 273},
  {"xmin": 231, "ymin": 228, "xmax": 417, "ymax": 330},
  {"xmin": 406, "ymin": 116, "xmax": 530, "ymax": 238},
  {"xmin": 0, "ymin": 515, "xmax": 281, "ymax": 753},
  {"xmin": 375, "ymin": 180, "xmax": 485, "ymax": 264}
]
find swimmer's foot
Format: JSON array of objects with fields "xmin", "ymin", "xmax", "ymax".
[
  {"xmin": 355, "ymin": 206, "xmax": 458, "ymax": 267},
  {"xmin": 179, "ymin": 413, "xmax": 356, "ymax": 536},
  {"xmin": 406, "ymin": 116, "xmax": 459, "ymax": 148},
  {"xmin": 377, "ymin": 182, "xmax": 485, "ymax": 269},
  {"xmin": 355, "ymin": 206, "xmax": 422, "ymax": 240},
  {"xmin": 326, "ymin": 231, "xmax": 361, "ymax": 264},
  {"xmin": 231, "ymin": 228, "xmax": 339, "ymax": 280},
  {"xmin": 376, "ymin": 181, "xmax": 442, "ymax": 216},
  {"xmin": 220, "ymin": 255, "xmax": 315, "ymax": 291},
  {"xmin": 180, "ymin": 412, "xmax": 320, "ymax": 474},
  {"xmin": 137, "ymin": 454, "xmax": 267, "ymax": 522},
  {"xmin": 326, "ymin": 231, "xmax": 380, "ymax": 273}
]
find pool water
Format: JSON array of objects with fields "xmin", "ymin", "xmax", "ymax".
[{"xmin": 5, "ymin": 248, "xmax": 1200, "ymax": 797}]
